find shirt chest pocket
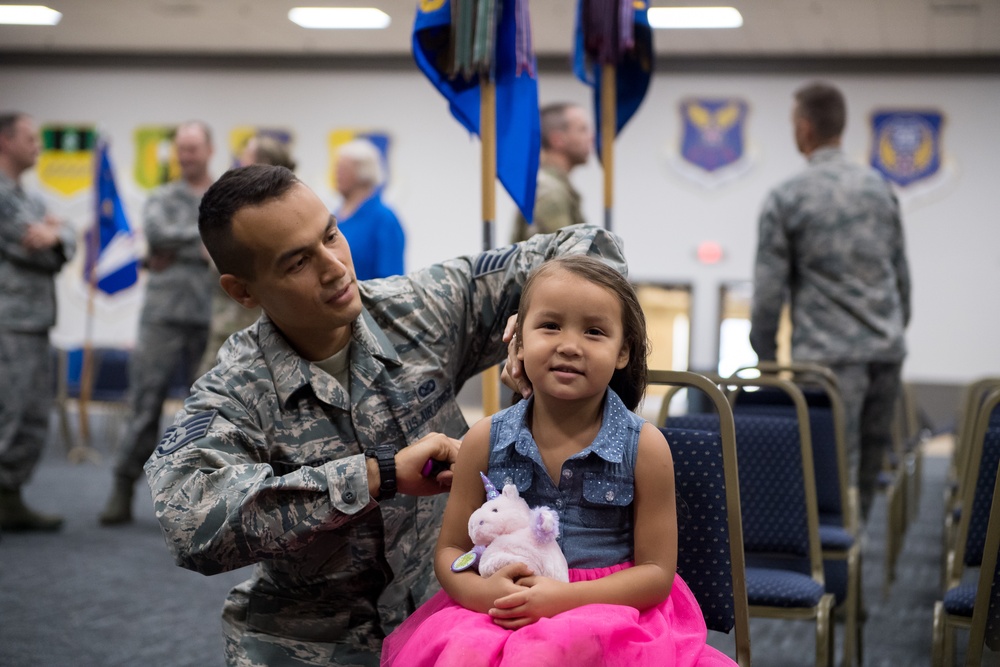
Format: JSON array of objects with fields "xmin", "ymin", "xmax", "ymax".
[
  {"xmin": 488, "ymin": 461, "xmax": 533, "ymax": 494},
  {"xmin": 580, "ymin": 472, "xmax": 634, "ymax": 528}
]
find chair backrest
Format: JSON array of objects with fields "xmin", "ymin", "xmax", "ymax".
[
  {"xmin": 664, "ymin": 427, "xmax": 738, "ymax": 629},
  {"xmin": 951, "ymin": 378, "xmax": 1000, "ymax": 495},
  {"xmin": 667, "ymin": 374, "xmax": 826, "ymax": 586},
  {"xmin": 732, "ymin": 388, "xmax": 844, "ymax": 523},
  {"xmin": 964, "ymin": 457, "xmax": 1000, "ymax": 665},
  {"xmin": 54, "ymin": 347, "xmax": 131, "ymax": 402},
  {"xmin": 90, "ymin": 348, "xmax": 131, "ymax": 401},
  {"xmin": 670, "ymin": 413, "xmax": 813, "ymax": 560},
  {"xmin": 732, "ymin": 362, "xmax": 854, "ymax": 532},
  {"xmin": 648, "ymin": 370, "xmax": 751, "ymax": 667},
  {"xmin": 950, "ymin": 389, "xmax": 1000, "ymax": 585}
]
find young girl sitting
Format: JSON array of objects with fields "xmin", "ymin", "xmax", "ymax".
[{"xmin": 382, "ymin": 256, "xmax": 735, "ymax": 667}]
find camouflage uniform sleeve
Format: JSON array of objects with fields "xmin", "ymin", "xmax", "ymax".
[
  {"xmin": 407, "ymin": 224, "xmax": 626, "ymax": 388},
  {"xmin": 0, "ymin": 194, "xmax": 73, "ymax": 272},
  {"xmin": 144, "ymin": 186, "xmax": 201, "ymax": 250},
  {"xmin": 144, "ymin": 373, "xmax": 375, "ymax": 575},
  {"xmin": 749, "ymin": 190, "xmax": 789, "ymax": 361},
  {"xmin": 55, "ymin": 217, "xmax": 77, "ymax": 263}
]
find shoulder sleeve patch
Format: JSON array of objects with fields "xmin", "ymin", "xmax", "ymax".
[
  {"xmin": 472, "ymin": 245, "xmax": 518, "ymax": 278},
  {"xmin": 156, "ymin": 410, "xmax": 218, "ymax": 457}
]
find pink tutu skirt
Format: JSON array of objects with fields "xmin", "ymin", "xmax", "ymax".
[{"xmin": 381, "ymin": 563, "xmax": 736, "ymax": 667}]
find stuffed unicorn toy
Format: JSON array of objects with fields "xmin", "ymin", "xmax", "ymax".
[{"xmin": 451, "ymin": 472, "xmax": 569, "ymax": 583}]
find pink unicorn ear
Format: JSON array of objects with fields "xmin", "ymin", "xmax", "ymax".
[{"xmin": 480, "ymin": 472, "xmax": 499, "ymax": 500}]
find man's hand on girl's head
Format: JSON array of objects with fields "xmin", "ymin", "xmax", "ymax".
[{"xmin": 500, "ymin": 314, "xmax": 532, "ymax": 399}]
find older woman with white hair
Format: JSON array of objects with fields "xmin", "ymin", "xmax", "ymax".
[{"xmin": 334, "ymin": 138, "xmax": 406, "ymax": 281}]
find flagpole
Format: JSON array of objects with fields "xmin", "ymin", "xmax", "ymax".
[
  {"xmin": 601, "ymin": 63, "xmax": 616, "ymax": 232},
  {"xmin": 69, "ymin": 143, "xmax": 104, "ymax": 464},
  {"xmin": 480, "ymin": 76, "xmax": 501, "ymax": 417},
  {"xmin": 74, "ymin": 254, "xmax": 99, "ymax": 459}
]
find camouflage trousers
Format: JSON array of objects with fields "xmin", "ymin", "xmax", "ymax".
[
  {"xmin": 827, "ymin": 361, "xmax": 903, "ymax": 522},
  {"xmin": 113, "ymin": 320, "xmax": 209, "ymax": 483},
  {"xmin": 222, "ymin": 580, "xmax": 384, "ymax": 667},
  {"xmin": 0, "ymin": 331, "xmax": 53, "ymax": 490}
]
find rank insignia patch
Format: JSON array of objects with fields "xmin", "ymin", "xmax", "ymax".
[
  {"xmin": 156, "ymin": 410, "xmax": 218, "ymax": 457},
  {"xmin": 473, "ymin": 246, "xmax": 517, "ymax": 277}
]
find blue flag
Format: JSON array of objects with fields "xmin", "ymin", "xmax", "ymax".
[
  {"xmin": 85, "ymin": 142, "xmax": 139, "ymax": 295},
  {"xmin": 412, "ymin": 0, "xmax": 539, "ymax": 223},
  {"xmin": 573, "ymin": 0, "xmax": 653, "ymax": 160}
]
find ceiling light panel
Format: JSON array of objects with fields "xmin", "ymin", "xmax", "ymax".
[
  {"xmin": 288, "ymin": 7, "xmax": 391, "ymax": 30},
  {"xmin": 648, "ymin": 6, "xmax": 743, "ymax": 29},
  {"xmin": 0, "ymin": 4, "xmax": 62, "ymax": 25}
]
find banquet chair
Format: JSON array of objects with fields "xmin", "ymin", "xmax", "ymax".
[
  {"xmin": 942, "ymin": 378, "xmax": 1000, "ymax": 589},
  {"xmin": 665, "ymin": 374, "xmax": 835, "ymax": 667},
  {"xmin": 650, "ymin": 369, "xmax": 751, "ymax": 667},
  {"xmin": 933, "ymin": 387, "xmax": 1000, "ymax": 666},
  {"xmin": 728, "ymin": 363, "xmax": 862, "ymax": 667}
]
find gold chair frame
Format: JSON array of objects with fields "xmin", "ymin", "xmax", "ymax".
[{"xmin": 933, "ymin": 387, "xmax": 1000, "ymax": 666}]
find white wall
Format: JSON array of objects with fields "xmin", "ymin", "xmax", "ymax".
[{"xmin": 2, "ymin": 62, "xmax": 997, "ymax": 384}]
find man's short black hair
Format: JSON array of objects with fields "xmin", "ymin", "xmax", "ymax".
[
  {"xmin": 794, "ymin": 82, "xmax": 847, "ymax": 144},
  {"xmin": 199, "ymin": 165, "xmax": 300, "ymax": 279}
]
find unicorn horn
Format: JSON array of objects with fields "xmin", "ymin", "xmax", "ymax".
[{"xmin": 480, "ymin": 472, "xmax": 499, "ymax": 500}]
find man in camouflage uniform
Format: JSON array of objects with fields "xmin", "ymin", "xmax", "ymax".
[
  {"xmin": 0, "ymin": 112, "xmax": 76, "ymax": 531},
  {"xmin": 99, "ymin": 121, "xmax": 216, "ymax": 525},
  {"xmin": 196, "ymin": 133, "xmax": 296, "ymax": 375},
  {"xmin": 511, "ymin": 102, "xmax": 591, "ymax": 243},
  {"xmin": 750, "ymin": 82, "xmax": 912, "ymax": 521},
  {"xmin": 144, "ymin": 165, "xmax": 626, "ymax": 666}
]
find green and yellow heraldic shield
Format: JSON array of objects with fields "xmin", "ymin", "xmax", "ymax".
[
  {"xmin": 134, "ymin": 125, "xmax": 179, "ymax": 190},
  {"xmin": 37, "ymin": 125, "xmax": 96, "ymax": 197}
]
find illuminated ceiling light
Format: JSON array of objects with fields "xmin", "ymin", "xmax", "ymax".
[
  {"xmin": 288, "ymin": 7, "xmax": 391, "ymax": 30},
  {"xmin": 648, "ymin": 6, "xmax": 743, "ymax": 29},
  {"xmin": 0, "ymin": 4, "xmax": 62, "ymax": 25}
]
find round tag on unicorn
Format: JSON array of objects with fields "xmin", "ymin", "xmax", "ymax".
[{"xmin": 451, "ymin": 545, "xmax": 485, "ymax": 573}]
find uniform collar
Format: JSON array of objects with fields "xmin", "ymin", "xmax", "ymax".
[
  {"xmin": 496, "ymin": 389, "xmax": 630, "ymax": 464},
  {"xmin": 808, "ymin": 146, "xmax": 843, "ymax": 164},
  {"xmin": 260, "ymin": 306, "xmax": 401, "ymax": 409}
]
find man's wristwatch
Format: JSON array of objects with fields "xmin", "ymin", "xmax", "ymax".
[{"xmin": 365, "ymin": 445, "xmax": 397, "ymax": 501}]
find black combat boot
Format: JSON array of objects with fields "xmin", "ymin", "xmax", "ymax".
[
  {"xmin": 98, "ymin": 476, "xmax": 134, "ymax": 526},
  {"xmin": 0, "ymin": 487, "xmax": 63, "ymax": 531}
]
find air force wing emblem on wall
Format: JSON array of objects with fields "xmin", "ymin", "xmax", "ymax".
[
  {"xmin": 870, "ymin": 110, "xmax": 943, "ymax": 188},
  {"xmin": 670, "ymin": 97, "xmax": 753, "ymax": 188},
  {"xmin": 156, "ymin": 410, "xmax": 217, "ymax": 457}
]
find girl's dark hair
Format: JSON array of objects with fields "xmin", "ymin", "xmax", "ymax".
[{"xmin": 516, "ymin": 255, "xmax": 649, "ymax": 411}]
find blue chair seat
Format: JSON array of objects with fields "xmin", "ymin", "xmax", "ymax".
[
  {"xmin": 818, "ymin": 525, "xmax": 855, "ymax": 551},
  {"xmin": 746, "ymin": 567, "xmax": 826, "ymax": 607},
  {"xmin": 942, "ymin": 583, "xmax": 977, "ymax": 617}
]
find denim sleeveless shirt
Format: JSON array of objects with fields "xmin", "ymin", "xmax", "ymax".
[{"xmin": 486, "ymin": 388, "xmax": 643, "ymax": 569}]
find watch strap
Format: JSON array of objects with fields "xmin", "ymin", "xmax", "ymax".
[{"xmin": 366, "ymin": 445, "xmax": 397, "ymax": 501}]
